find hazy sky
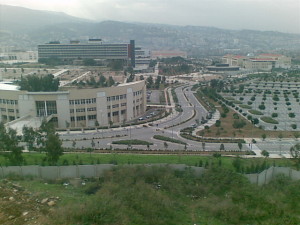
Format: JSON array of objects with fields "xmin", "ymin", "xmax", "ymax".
[{"xmin": 2, "ymin": 0, "xmax": 300, "ymax": 33}]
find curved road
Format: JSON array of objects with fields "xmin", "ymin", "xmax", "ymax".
[{"xmin": 60, "ymin": 85, "xmax": 242, "ymax": 151}]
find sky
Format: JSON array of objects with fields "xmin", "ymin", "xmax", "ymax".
[{"xmin": 2, "ymin": 0, "xmax": 300, "ymax": 33}]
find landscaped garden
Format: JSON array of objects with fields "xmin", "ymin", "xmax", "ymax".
[{"xmin": 195, "ymin": 72, "xmax": 300, "ymax": 138}]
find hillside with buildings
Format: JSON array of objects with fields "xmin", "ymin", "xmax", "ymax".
[{"xmin": 1, "ymin": 5, "xmax": 300, "ymax": 57}]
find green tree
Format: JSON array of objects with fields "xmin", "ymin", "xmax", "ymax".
[
  {"xmin": 290, "ymin": 143, "xmax": 300, "ymax": 169},
  {"xmin": 98, "ymin": 75, "xmax": 107, "ymax": 87},
  {"xmin": 91, "ymin": 139, "xmax": 95, "ymax": 149},
  {"xmin": 261, "ymin": 150, "xmax": 269, "ymax": 158},
  {"xmin": 164, "ymin": 142, "xmax": 168, "ymax": 151},
  {"xmin": 146, "ymin": 76, "xmax": 154, "ymax": 88},
  {"xmin": 72, "ymin": 140, "xmax": 76, "ymax": 149},
  {"xmin": 19, "ymin": 74, "xmax": 59, "ymax": 92},
  {"xmin": 238, "ymin": 142, "xmax": 243, "ymax": 151},
  {"xmin": 220, "ymin": 143, "xmax": 225, "ymax": 151},
  {"xmin": 0, "ymin": 123, "xmax": 23, "ymax": 165},
  {"xmin": 22, "ymin": 126, "xmax": 37, "ymax": 151},
  {"xmin": 44, "ymin": 133, "xmax": 63, "ymax": 165},
  {"xmin": 294, "ymin": 132, "xmax": 300, "ymax": 140},
  {"xmin": 107, "ymin": 76, "xmax": 115, "ymax": 87},
  {"xmin": 262, "ymin": 133, "xmax": 267, "ymax": 141}
]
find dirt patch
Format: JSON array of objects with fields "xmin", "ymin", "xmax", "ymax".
[{"xmin": 0, "ymin": 179, "xmax": 55, "ymax": 225}]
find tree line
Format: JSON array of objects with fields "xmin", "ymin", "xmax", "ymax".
[
  {"xmin": 18, "ymin": 74, "xmax": 60, "ymax": 92},
  {"xmin": 0, "ymin": 121, "xmax": 63, "ymax": 166}
]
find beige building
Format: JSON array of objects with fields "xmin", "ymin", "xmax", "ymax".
[
  {"xmin": 222, "ymin": 53, "xmax": 291, "ymax": 71},
  {"xmin": 0, "ymin": 80, "xmax": 146, "ymax": 128}
]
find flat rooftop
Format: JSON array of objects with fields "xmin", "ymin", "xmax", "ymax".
[{"xmin": 0, "ymin": 82, "xmax": 19, "ymax": 91}]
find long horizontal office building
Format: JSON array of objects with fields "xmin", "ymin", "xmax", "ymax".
[
  {"xmin": 38, "ymin": 39, "xmax": 135, "ymax": 67},
  {"xmin": 0, "ymin": 80, "xmax": 146, "ymax": 129}
]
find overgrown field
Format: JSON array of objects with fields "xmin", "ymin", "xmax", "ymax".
[{"xmin": 4, "ymin": 165, "xmax": 300, "ymax": 225}]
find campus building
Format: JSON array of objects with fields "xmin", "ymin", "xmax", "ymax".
[
  {"xmin": 0, "ymin": 51, "xmax": 38, "ymax": 63},
  {"xmin": 222, "ymin": 54, "xmax": 291, "ymax": 71},
  {"xmin": 0, "ymin": 80, "xmax": 146, "ymax": 129},
  {"xmin": 38, "ymin": 39, "xmax": 136, "ymax": 67}
]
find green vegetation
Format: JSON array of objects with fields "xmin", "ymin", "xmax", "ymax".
[
  {"xmin": 112, "ymin": 139, "xmax": 153, "ymax": 146},
  {"xmin": 261, "ymin": 117, "xmax": 279, "ymax": 124},
  {"xmin": 153, "ymin": 135, "xmax": 187, "ymax": 145},
  {"xmin": 18, "ymin": 74, "xmax": 59, "ymax": 92},
  {"xmin": 16, "ymin": 166, "xmax": 300, "ymax": 225},
  {"xmin": 231, "ymin": 100, "xmax": 242, "ymax": 104},
  {"xmin": 0, "ymin": 120, "xmax": 63, "ymax": 166},
  {"xmin": 249, "ymin": 110, "xmax": 264, "ymax": 115},
  {"xmin": 239, "ymin": 104, "xmax": 252, "ymax": 109}
]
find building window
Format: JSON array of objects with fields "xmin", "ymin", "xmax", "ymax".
[
  {"xmin": 76, "ymin": 108, "xmax": 85, "ymax": 112},
  {"xmin": 112, "ymin": 104, "xmax": 119, "ymax": 108},
  {"xmin": 107, "ymin": 112, "xmax": 111, "ymax": 117},
  {"xmin": 121, "ymin": 109, "xmax": 126, "ymax": 115},
  {"xmin": 112, "ymin": 111, "xmax": 119, "ymax": 116},
  {"xmin": 70, "ymin": 109, "xmax": 74, "ymax": 113},
  {"xmin": 8, "ymin": 109, "xmax": 14, "ymax": 113},
  {"xmin": 87, "ymin": 107, "xmax": 96, "ymax": 111},
  {"xmin": 76, "ymin": 116, "xmax": 86, "ymax": 121},
  {"xmin": 36, "ymin": 101, "xmax": 57, "ymax": 117},
  {"xmin": 121, "ymin": 103, "xmax": 126, "ymax": 107},
  {"xmin": 88, "ymin": 115, "xmax": 96, "ymax": 120},
  {"xmin": 107, "ymin": 106, "xmax": 111, "ymax": 109},
  {"xmin": 107, "ymin": 97, "xmax": 111, "ymax": 102}
]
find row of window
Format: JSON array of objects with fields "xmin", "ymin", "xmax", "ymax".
[
  {"xmin": 1, "ymin": 108, "xmax": 17, "ymax": 113},
  {"xmin": 70, "ymin": 115, "xmax": 97, "ymax": 121},
  {"xmin": 133, "ymin": 90, "xmax": 143, "ymax": 96},
  {"xmin": 107, "ymin": 102, "xmax": 127, "ymax": 110},
  {"xmin": 69, "ymin": 98, "xmax": 96, "ymax": 105},
  {"xmin": 70, "ymin": 107, "xmax": 97, "ymax": 113},
  {"xmin": 0, "ymin": 99, "xmax": 18, "ymax": 105},
  {"xmin": 107, "ymin": 110, "xmax": 126, "ymax": 117},
  {"xmin": 107, "ymin": 94, "xmax": 127, "ymax": 102}
]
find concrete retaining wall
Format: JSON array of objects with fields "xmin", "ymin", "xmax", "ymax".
[
  {"xmin": 2, "ymin": 164, "xmax": 297, "ymax": 185},
  {"xmin": 0, "ymin": 164, "xmax": 202, "ymax": 180},
  {"xmin": 246, "ymin": 166, "xmax": 300, "ymax": 185}
]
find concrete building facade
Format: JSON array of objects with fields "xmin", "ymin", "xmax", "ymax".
[
  {"xmin": 38, "ymin": 39, "xmax": 135, "ymax": 66},
  {"xmin": 222, "ymin": 54, "xmax": 291, "ymax": 71},
  {"xmin": 0, "ymin": 80, "xmax": 146, "ymax": 129}
]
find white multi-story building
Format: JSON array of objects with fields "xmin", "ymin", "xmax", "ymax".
[{"xmin": 0, "ymin": 80, "xmax": 146, "ymax": 129}]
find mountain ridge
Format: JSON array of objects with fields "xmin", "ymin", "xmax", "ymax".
[{"xmin": 1, "ymin": 4, "xmax": 300, "ymax": 56}]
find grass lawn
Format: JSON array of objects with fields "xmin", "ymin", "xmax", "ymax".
[{"xmin": 0, "ymin": 152, "xmax": 294, "ymax": 169}]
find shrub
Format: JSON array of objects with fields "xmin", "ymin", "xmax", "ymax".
[
  {"xmin": 291, "ymin": 124, "xmax": 297, "ymax": 129},
  {"xmin": 249, "ymin": 110, "xmax": 264, "ymax": 115},
  {"xmin": 289, "ymin": 113, "xmax": 296, "ymax": 118},
  {"xmin": 261, "ymin": 117, "xmax": 279, "ymax": 124},
  {"xmin": 232, "ymin": 120, "xmax": 246, "ymax": 129},
  {"xmin": 258, "ymin": 104, "xmax": 265, "ymax": 110},
  {"xmin": 271, "ymin": 113, "xmax": 278, "ymax": 118}
]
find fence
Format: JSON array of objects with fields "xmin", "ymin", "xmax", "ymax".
[
  {"xmin": 245, "ymin": 166, "xmax": 300, "ymax": 185},
  {"xmin": 0, "ymin": 164, "xmax": 205, "ymax": 180},
  {"xmin": 1, "ymin": 164, "xmax": 297, "ymax": 184}
]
